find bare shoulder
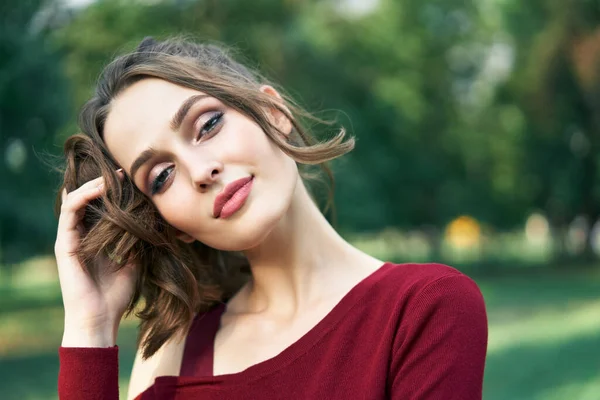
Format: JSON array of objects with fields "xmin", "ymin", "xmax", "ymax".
[{"xmin": 126, "ymin": 333, "xmax": 187, "ymax": 400}]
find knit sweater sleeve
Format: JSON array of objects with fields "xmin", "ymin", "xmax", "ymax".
[
  {"xmin": 58, "ymin": 346, "xmax": 120, "ymax": 400},
  {"xmin": 389, "ymin": 273, "xmax": 488, "ymax": 400}
]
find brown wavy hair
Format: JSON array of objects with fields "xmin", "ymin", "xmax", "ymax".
[{"xmin": 55, "ymin": 37, "xmax": 354, "ymax": 359}]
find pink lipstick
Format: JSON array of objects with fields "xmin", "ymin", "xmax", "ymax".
[{"xmin": 213, "ymin": 176, "xmax": 254, "ymax": 219}]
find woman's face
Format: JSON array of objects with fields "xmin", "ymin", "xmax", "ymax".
[{"xmin": 103, "ymin": 78, "xmax": 298, "ymax": 251}]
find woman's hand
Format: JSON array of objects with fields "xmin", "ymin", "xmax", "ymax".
[{"xmin": 55, "ymin": 173, "xmax": 138, "ymax": 347}]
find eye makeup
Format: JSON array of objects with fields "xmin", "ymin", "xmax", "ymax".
[{"xmin": 147, "ymin": 107, "xmax": 226, "ymax": 195}]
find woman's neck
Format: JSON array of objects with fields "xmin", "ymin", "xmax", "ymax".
[{"xmin": 237, "ymin": 177, "xmax": 381, "ymax": 317}]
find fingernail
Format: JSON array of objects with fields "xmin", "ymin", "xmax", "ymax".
[{"xmin": 97, "ymin": 183, "xmax": 104, "ymax": 190}]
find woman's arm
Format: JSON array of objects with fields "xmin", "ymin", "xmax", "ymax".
[
  {"xmin": 389, "ymin": 274, "xmax": 488, "ymax": 400},
  {"xmin": 55, "ymin": 173, "xmax": 137, "ymax": 399}
]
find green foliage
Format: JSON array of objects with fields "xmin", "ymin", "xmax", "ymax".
[
  {"xmin": 0, "ymin": 0, "xmax": 70, "ymax": 264},
  {"xmin": 496, "ymin": 0, "xmax": 600, "ymax": 256}
]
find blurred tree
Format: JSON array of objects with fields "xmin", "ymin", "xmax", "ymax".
[
  {"xmin": 290, "ymin": 0, "xmax": 489, "ymax": 234},
  {"xmin": 499, "ymin": 0, "xmax": 600, "ymax": 260},
  {"xmin": 0, "ymin": 0, "xmax": 70, "ymax": 271}
]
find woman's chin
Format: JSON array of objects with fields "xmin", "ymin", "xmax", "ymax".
[{"xmin": 204, "ymin": 213, "xmax": 284, "ymax": 252}]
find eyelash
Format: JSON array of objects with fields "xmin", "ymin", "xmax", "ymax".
[
  {"xmin": 149, "ymin": 111, "xmax": 225, "ymax": 195},
  {"xmin": 195, "ymin": 110, "xmax": 224, "ymax": 142}
]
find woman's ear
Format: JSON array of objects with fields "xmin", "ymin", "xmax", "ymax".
[
  {"xmin": 175, "ymin": 230, "xmax": 195, "ymax": 244},
  {"xmin": 260, "ymin": 85, "xmax": 293, "ymax": 137}
]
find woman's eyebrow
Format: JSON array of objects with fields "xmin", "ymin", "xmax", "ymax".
[
  {"xmin": 169, "ymin": 94, "xmax": 210, "ymax": 131},
  {"xmin": 130, "ymin": 148, "xmax": 157, "ymax": 182}
]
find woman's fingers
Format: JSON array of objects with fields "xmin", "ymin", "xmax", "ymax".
[
  {"xmin": 58, "ymin": 171, "xmax": 123, "ymax": 233},
  {"xmin": 68, "ymin": 175, "xmax": 105, "ymax": 196},
  {"xmin": 58, "ymin": 183, "xmax": 104, "ymax": 231},
  {"xmin": 63, "ymin": 182, "xmax": 104, "ymax": 212}
]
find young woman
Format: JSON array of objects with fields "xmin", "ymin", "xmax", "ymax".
[{"xmin": 55, "ymin": 37, "xmax": 488, "ymax": 400}]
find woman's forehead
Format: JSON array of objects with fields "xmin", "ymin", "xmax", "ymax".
[
  {"xmin": 103, "ymin": 79, "xmax": 206, "ymax": 170},
  {"xmin": 109, "ymin": 79, "xmax": 205, "ymax": 128}
]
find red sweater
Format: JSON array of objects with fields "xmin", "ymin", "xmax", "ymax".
[{"xmin": 58, "ymin": 262, "xmax": 488, "ymax": 399}]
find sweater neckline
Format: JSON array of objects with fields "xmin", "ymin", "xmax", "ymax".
[{"xmin": 160, "ymin": 261, "xmax": 393, "ymax": 385}]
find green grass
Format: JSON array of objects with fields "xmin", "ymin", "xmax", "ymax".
[
  {"xmin": 481, "ymin": 268, "xmax": 600, "ymax": 400},
  {"xmin": 1, "ymin": 261, "xmax": 599, "ymax": 399}
]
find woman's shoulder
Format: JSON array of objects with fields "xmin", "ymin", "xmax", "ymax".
[
  {"xmin": 360, "ymin": 262, "xmax": 487, "ymax": 352},
  {"xmin": 127, "ymin": 302, "xmax": 225, "ymax": 399},
  {"xmin": 368, "ymin": 262, "xmax": 484, "ymax": 309},
  {"xmin": 376, "ymin": 261, "xmax": 471, "ymax": 287},
  {"xmin": 126, "ymin": 331, "xmax": 188, "ymax": 400}
]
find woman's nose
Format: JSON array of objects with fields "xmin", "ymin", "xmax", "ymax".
[{"xmin": 189, "ymin": 158, "xmax": 223, "ymax": 189}]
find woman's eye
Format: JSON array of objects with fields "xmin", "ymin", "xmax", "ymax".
[
  {"xmin": 150, "ymin": 165, "xmax": 174, "ymax": 195},
  {"xmin": 196, "ymin": 111, "xmax": 224, "ymax": 141}
]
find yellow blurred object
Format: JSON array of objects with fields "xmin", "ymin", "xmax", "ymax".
[{"xmin": 445, "ymin": 216, "xmax": 481, "ymax": 249}]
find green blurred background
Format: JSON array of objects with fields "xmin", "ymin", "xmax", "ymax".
[{"xmin": 2, "ymin": 0, "xmax": 600, "ymax": 399}]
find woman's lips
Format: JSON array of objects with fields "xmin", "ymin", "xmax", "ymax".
[{"xmin": 213, "ymin": 176, "xmax": 254, "ymax": 219}]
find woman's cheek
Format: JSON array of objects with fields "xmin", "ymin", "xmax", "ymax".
[
  {"xmin": 226, "ymin": 121, "xmax": 269, "ymax": 159},
  {"xmin": 157, "ymin": 194, "xmax": 196, "ymax": 233}
]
